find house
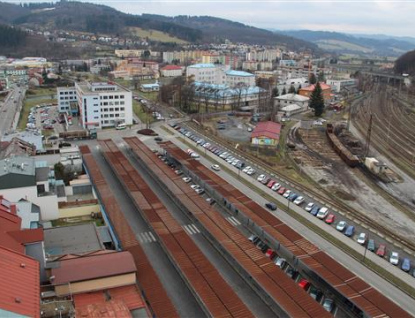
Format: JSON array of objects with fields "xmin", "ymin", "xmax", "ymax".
[
  {"xmin": 298, "ymin": 82, "xmax": 332, "ymax": 101},
  {"xmin": 251, "ymin": 121, "xmax": 282, "ymax": 146},
  {"xmin": 326, "ymin": 78, "xmax": 357, "ymax": 93},
  {"xmin": 274, "ymin": 93, "xmax": 309, "ymax": 111},
  {"xmin": 279, "ymin": 104, "xmax": 303, "ymax": 117},
  {"xmin": 160, "ymin": 65, "xmax": 183, "ymax": 77},
  {"xmin": 140, "ymin": 82, "xmax": 160, "ymax": 92}
]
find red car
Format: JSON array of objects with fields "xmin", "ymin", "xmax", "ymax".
[
  {"xmin": 376, "ymin": 244, "xmax": 386, "ymax": 257},
  {"xmin": 265, "ymin": 248, "xmax": 276, "ymax": 260},
  {"xmin": 267, "ymin": 180, "xmax": 276, "ymax": 188},
  {"xmin": 298, "ymin": 279, "xmax": 310, "ymax": 290},
  {"xmin": 325, "ymin": 214, "xmax": 335, "ymax": 224},
  {"xmin": 278, "ymin": 187, "xmax": 286, "ymax": 195}
]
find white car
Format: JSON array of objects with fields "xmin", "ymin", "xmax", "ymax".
[
  {"xmin": 271, "ymin": 183, "xmax": 281, "ymax": 191},
  {"xmin": 203, "ymin": 142, "xmax": 211, "ymax": 148},
  {"xmin": 336, "ymin": 221, "xmax": 347, "ymax": 232},
  {"xmin": 305, "ymin": 202, "xmax": 314, "ymax": 212},
  {"xmin": 231, "ymin": 159, "xmax": 240, "ymax": 166},
  {"xmin": 190, "ymin": 184, "xmax": 200, "ymax": 190},
  {"xmin": 195, "ymin": 188, "xmax": 205, "ymax": 194},
  {"xmin": 247, "ymin": 168, "xmax": 256, "ymax": 175},
  {"xmin": 243, "ymin": 166, "xmax": 251, "ymax": 173},
  {"xmin": 190, "ymin": 153, "xmax": 200, "ymax": 158},
  {"xmin": 357, "ymin": 233, "xmax": 367, "ymax": 245},
  {"xmin": 283, "ymin": 190, "xmax": 292, "ymax": 198},
  {"xmin": 389, "ymin": 252, "xmax": 399, "ymax": 265},
  {"xmin": 220, "ymin": 152, "xmax": 228, "ymax": 158},
  {"xmin": 257, "ymin": 174, "xmax": 266, "ymax": 182},
  {"xmin": 316, "ymin": 207, "xmax": 329, "ymax": 219},
  {"xmin": 293, "ymin": 196, "xmax": 304, "ymax": 205},
  {"xmin": 211, "ymin": 164, "xmax": 220, "ymax": 171},
  {"xmin": 182, "ymin": 177, "xmax": 191, "ymax": 183},
  {"xmin": 226, "ymin": 157, "xmax": 234, "ymax": 163}
]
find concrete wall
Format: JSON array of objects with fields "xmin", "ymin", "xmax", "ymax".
[{"xmin": 59, "ymin": 204, "xmax": 100, "ymax": 219}]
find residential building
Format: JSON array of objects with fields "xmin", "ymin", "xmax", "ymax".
[
  {"xmin": 251, "ymin": 121, "xmax": 282, "ymax": 146},
  {"xmin": 140, "ymin": 82, "xmax": 160, "ymax": 92},
  {"xmin": 160, "ymin": 65, "xmax": 183, "ymax": 77},
  {"xmin": 275, "ymin": 93, "xmax": 310, "ymax": 111},
  {"xmin": 298, "ymin": 82, "xmax": 332, "ymax": 101},
  {"xmin": 279, "ymin": 104, "xmax": 304, "ymax": 117},
  {"xmin": 225, "ymin": 70, "xmax": 256, "ymax": 87},
  {"xmin": 57, "ymin": 86, "xmax": 77, "ymax": 113},
  {"xmin": 279, "ymin": 60, "xmax": 296, "ymax": 67},
  {"xmin": 1, "ymin": 131, "xmax": 45, "ymax": 155},
  {"xmin": 74, "ymin": 81, "xmax": 133, "ymax": 129}
]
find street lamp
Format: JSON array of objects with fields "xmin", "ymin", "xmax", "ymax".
[
  {"xmin": 287, "ymin": 198, "xmax": 290, "ymax": 214},
  {"xmin": 362, "ymin": 236, "xmax": 369, "ymax": 263}
]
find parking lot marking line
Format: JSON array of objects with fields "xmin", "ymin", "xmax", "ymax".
[
  {"xmin": 144, "ymin": 232, "xmax": 153, "ymax": 242},
  {"xmin": 149, "ymin": 232, "xmax": 157, "ymax": 242},
  {"xmin": 183, "ymin": 225, "xmax": 194, "ymax": 235},
  {"xmin": 231, "ymin": 217, "xmax": 241, "ymax": 225},
  {"xmin": 226, "ymin": 217, "xmax": 238, "ymax": 226},
  {"xmin": 190, "ymin": 224, "xmax": 200, "ymax": 233},
  {"xmin": 136, "ymin": 233, "xmax": 144, "ymax": 243}
]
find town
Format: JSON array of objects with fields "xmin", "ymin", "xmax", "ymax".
[{"xmin": 0, "ymin": 1, "xmax": 415, "ymax": 317}]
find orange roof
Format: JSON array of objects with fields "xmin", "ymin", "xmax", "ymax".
[
  {"xmin": 251, "ymin": 121, "xmax": 281, "ymax": 140},
  {"xmin": 300, "ymin": 82, "xmax": 331, "ymax": 91},
  {"xmin": 51, "ymin": 251, "xmax": 137, "ymax": 285},
  {"xmin": 75, "ymin": 299, "xmax": 132, "ymax": 318},
  {"xmin": 0, "ymin": 246, "xmax": 40, "ymax": 318},
  {"xmin": 161, "ymin": 65, "xmax": 182, "ymax": 71}
]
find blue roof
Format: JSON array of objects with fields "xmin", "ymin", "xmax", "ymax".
[
  {"xmin": 193, "ymin": 81, "xmax": 265, "ymax": 98},
  {"xmin": 188, "ymin": 63, "xmax": 216, "ymax": 68},
  {"xmin": 141, "ymin": 83, "xmax": 159, "ymax": 88},
  {"xmin": 226, "ymin": 70, "xmax": 254, "ymax": 77}
]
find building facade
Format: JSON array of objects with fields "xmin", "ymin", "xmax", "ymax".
[
  {"xmin": 74, "ymin": 81, "xmax": 133, "ymax": 129},
  {"xmin": 57, "ymin": 87, "xmax": 77, "ymax": 113},
  {"xmin": 187, "ymin": 64, "xmax": 255, "ymax": 87}
]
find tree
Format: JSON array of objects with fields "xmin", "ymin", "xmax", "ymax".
[
  {"xmin": 309, "ymin": 82, "xmax": 325, "ymax": 117},
  {"xmin": 272, "ymin": 87, "xmax": 279, "ymax": 97},
  {"xmin": 318, "ymin": 71, "xmax": 325, "ymax": 82},
  {"xmin": 309, "ymin": 73, "xmax": 317, "ymax": 84},
  {"xmin": 288, "ymin": 85, "xmax": 296, "ymax": 94},
  {"xmin": 282, "ymin": 87, "xmax": 287, "ymax": 95}
]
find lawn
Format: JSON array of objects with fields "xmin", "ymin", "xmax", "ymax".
[
  {"xmin": 18, "ymin": 98, "xmax": 57, "ymax": 130},
  {"xmin": 126, "ymin": 27, "xmax": 188, "ymax": 44},
  {"xmin": 133, "ymin": 100, "xmax": 156, "ymax": 125},
  {"xmin": 26, "ymin": 87, "xmax": 56, "ymax": 98}
]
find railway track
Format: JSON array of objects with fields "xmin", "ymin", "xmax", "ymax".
[{"xmin": 184, "ymin": 121, "xmax": 415, "ymax": 256}]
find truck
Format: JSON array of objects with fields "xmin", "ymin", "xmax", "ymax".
[{"xmin": 59, "ymin": 129, "xmax": 97, "ymax": 140}]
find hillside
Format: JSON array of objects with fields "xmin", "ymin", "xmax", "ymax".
[
  {"xmin": 142, "ymin": 14, "xmax": 318, "ymax": 50},
  {"xmin": 395, "ymin": 50, "xmax": 415, "ymax": 75},
  {"xmin": 275, "ymin": 30, "xmax": 415, "ymax": 56}
]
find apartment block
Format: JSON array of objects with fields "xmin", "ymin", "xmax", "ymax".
[{"xmin": 57, "ymin": 87, "xmax": 77, "ymax": 113}]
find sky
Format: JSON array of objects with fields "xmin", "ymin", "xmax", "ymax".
[{"xmin": 9, "ymin": 0, "xmax": 415, "ymax": 37}]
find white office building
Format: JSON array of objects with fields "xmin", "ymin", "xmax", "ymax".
[
  {"xmin": 74, "ymin": 81, "xmax": 133, "ymax": 129},
  {"xmin": 57, "ymin": 87, "xmax": 77, "ymax": 113},
  {"xmin": 186, "ymin": 63, "xmax": 255, "ymax": 87}
]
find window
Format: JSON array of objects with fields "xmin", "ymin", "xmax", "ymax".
[
  {"xmin": 120, "ymin": 107, "xmax": 125, "ymax": 111},
  {"xmin": 120, "ymin": 101, "xmax": 124, "ymax": 105},
  {"xmin": 94, "ymin": 110, "xmax": 99, "ymax": 113},
  {"xmin": 120, "ymin": 95, "xmax": 124, "ymax": 99},
  {"xmin": 103, "ymin": 96, "xmax": 108, "ymax": 99},
  {"xmin": 109, "ymin": 108, "xmax": 114, "ymax": 112}
]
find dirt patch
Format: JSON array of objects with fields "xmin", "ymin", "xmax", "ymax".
[{"xmin": 328, "ymin": 186, "xmax": 356, "ymax": 201}]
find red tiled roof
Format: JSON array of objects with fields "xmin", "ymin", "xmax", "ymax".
[
  {"xmin": 161, "ymin": 65, "xmax": 182, "ymax": 71},
  {"xmin": 0, "ymin": 246, "xmax": 40, "ymax": 318},
  {"xmin": 75, "ymin": 299, "xmax": 132, "ymax": 318},
  {"xmin": 51, "ymin": 251, "xmax": 137, "ymax": 285},
  {"xmin": 300, "ymin": 82, "xmax": 331, "ymax": 91},
  {"xmin": 251, "ymin": 121, "xmax": 281, "ymax": 140}
]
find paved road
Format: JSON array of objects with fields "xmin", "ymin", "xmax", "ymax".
[
  {"xmin": 154, "ymin": 124, "xmax": 415, "ymax": 316},
  {"xmin": 88, "ymin": 143, "xmax": 206, "ymax": 318},
  {"xmin": 0, "ymin": 85, "xmax": 25, "ymax": 136}
]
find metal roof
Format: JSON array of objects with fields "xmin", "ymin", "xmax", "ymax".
[
  {"xmin": 226, "ymin": 70, "xmax": 255, "ymax": 77},
  {"xmin": 0, "ymin": 246, "xmax": 40, "ymax": 318},
  {"xmin": 187, "ymin": 63, "xmax": 216, "ymax": 68},
  {"xmin": 1, "ymin": 131, "xmax": 44, "ymax": 152},
  {"xmin": 0, "ymin": 157, "xmax": 36, "ymax": 178}
]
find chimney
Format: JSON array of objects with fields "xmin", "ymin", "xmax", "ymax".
[{"xmin": 10, "ymin": 204, "xmax": 17, "ymax": 215}]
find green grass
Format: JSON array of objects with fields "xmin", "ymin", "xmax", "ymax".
[
  {"xmin": 139, "ymin": 91, "xmax": 159, "ymax": 101},
  {"xmin": 176, "ymin": 133, "xmax": 415, "ymax": 298},
  {"xmin": 126, "ymin": 27, "xmax": 188, "ymax": 44},
  {"xmin": 18, "ymin": 98, "xmax": 56, "ymax": 130},
  {"xmin": 133, "ymin": 100, "xmax": 155, "ymax": 125},
  {"xmin": 26, "ymin": 87, "xmax": 56, "ymax": 98}
]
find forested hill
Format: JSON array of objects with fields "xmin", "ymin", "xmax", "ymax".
[
  {"xmin": 0, "ymin": 24, "xmax": 26, "ymax": 47},
  {"xmin": 395, "ymin": 50, "xmax": 415, "ymax": 75},
  {"xmin": 142, "ymin": 14, "xmax": 318, "ymax": 50}
]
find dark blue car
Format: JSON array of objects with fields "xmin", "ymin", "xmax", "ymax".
[
  {"xmin": 288, "ymin": 193, "xmax": 298, "ymax": 202},
  {"xmin": 401, "ymin": 258, "xmax": 411, "ymax": 272},
  {"xmin": 345, "ymin": 225, "xmax": 355, "ymax": 237},
  {"xmin": 310, "ymin": 206, "xmax": 320, "ymax": 216}
]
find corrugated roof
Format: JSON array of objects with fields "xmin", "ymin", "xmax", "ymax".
[
  {"xmin": 51, "ymin": 251, "xmax": 137, "ymax": 285},
  {"xmin": 226, "ymin": 70, "xmax": 254, "ymax": 77},
  {"xmin": 251, "ymin": 121, "xmax": 282, "ymax": 140},
  {"xmin": 0, "ymin": 246, "xmax": 40, "ymax": 318},
  {"xmin": 75, "ymin": 299, "xmax": 132, "ymax": 318},
  {"xmin": 188, "ymin": 63, "xmax": 216, "ymax": 68}
]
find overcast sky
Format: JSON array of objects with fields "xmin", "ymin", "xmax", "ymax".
[{"xmin": 13, "ymin": 0, "xmax": 415, "ymax": 37}]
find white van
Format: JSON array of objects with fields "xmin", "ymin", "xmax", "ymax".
[{"xmin": 116, "ymin": 123, "xmax": 126, "ymax": 130}]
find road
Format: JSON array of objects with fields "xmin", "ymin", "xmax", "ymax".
[
  {"xmin": 152, "ymin": 123, "xmax": 415, "ymax": 316},
  {"xmin": 0, "ymin": 85, "xmax": 26, "ymax": 137}
]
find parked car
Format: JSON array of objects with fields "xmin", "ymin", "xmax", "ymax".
[
  {"xmin": 376, "ymin": 244, "xmax": 386, "ymax": 257},
  {"xmin": 195, "ymin": 188, "xmax": 205, "ymax": 195},
  {"xmin": 243, "ymin": 166, "xmax": 251, "ymax": 173},
  {"xmin": 336, "ymin": 221, "xmax": 347, "ymax": 232},
  {"xmin": 322, "ymin": 298, "xmax": 334, "ymax": 312},
  {"xmin": 274, "ymin": 257, "xmax": 286, "ymax": 269},
  {"xmin": 247, "ymin": 168, "xmax": 256, "ymax": 175},
  {"xmin": 265, "ymin": 202, "xmax": 277, "ymax": 211},
  {"xmin": 261, "ymin": 177, "xmax": 270, "ymax": 185},
  {"xmin": 325, "ymin": 214, "xmax": 335, "ymax": 224},
  {"xmin": 277, "ymin": 187, "xmax": 286, "ymax": 195},
  {"xmin": 182, "ymin": 177, "xmax": 191, "ymax": 183},
  {"xmin": 190, "ymin": 184, "xmax": 200, "ymax": 190},
  {"xmin": 283, "ymin": 190, "xmax": 292, "ymax": 198},
  {"xmin": 401, "ymin": 258, "xmax": 411, "ymax": 272},
  {"xmin": 265, "ymin": 249, "xmax": 276, "ymax": 259},
  {"xmin": 293, "ymin": 196, "xmax": 304, "ymax": 205},
  {"xmin": 298, "ymin": 278, "xmax": 310, "ymax": 291},
  {"xmin": 288, "ymin": 193, "xmax": 298, "ymax": 202},
  {"xmin": 257, "ymin": 174, "xmax": 266, "ymax": 182},
  {"xmin": 309, "ymin": 286, "xmax": 323, "ymax": 301},
  {"xmin": 316, "ymin": 207, "xmax": 329, "ymax": 219},
  {"xmin": 310, "ymin": 206, "xmax": 320, "ymax": 216},
  {"xmin": 211, "ymin": 164, "xmax": 220, "ymax": 171},
  {"xmin": 389, "ymin": 252, "xmax": 399, "ymax": 265},
  {"xmin": 271, "ymin": 183, "xmax": 281, "ymax": 191},
  {"xmin": 286, "ymin": 266, "xmax": 298, "ymax": 279},
  {"xmin": 206, "ymin": 198, "xmax": 216, "ymax": 205},
  {"xmin": 174, "ymin": 170, "xmax": 183, "ymax": 175},
  {"xmin": 305, "ymin": 202, "xmax": 314, "ymax": 212},
  {"xmin": 248, "ymin": 235, "xmax": 260, "ymax": 244},
  {"xmin": 357, "ymin": 233, "xmax": 367, "ymax": 245},
  {"xmin": 154, "ymin": 137, "xmax": 163, "ymax": 142},
  {"xmin": 344, "ymin": 225, "xmax": 355, "ymax": 237},
  {"xmin": 367, "ymin": 239, "xmax": 376, "ymax": 252},
  {"xmin": 267, "ymin": 180, "xmax": 276, "ymax": 188}
]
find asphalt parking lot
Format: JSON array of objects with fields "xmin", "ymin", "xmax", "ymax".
[{"xmin": 216, "ymin": 117, "xmax": 253, "ymax": 142}]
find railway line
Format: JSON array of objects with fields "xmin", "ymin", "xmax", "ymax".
[
  {"xmin": 98, "ymin": 139, "xmax": 254, "ymax": 318},
  {"xmin": 79, "ymin": 145, "xmax": 179, "ymax": 318},
  {"xmin": 184, "ymin": 121, "xmax": 415, "ymax": 256},
  {"xmin": 124, "ymin": 136, "xmax": 332, "ymax": 317},
  {"xmin": 150, "ymin": 138, "xmax": 410, "ymax": 317}
]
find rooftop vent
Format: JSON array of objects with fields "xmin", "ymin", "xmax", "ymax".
[
  {"xmin": 15, "ymin": 297, "xmax": 21, "ymax": 303},
  {"xmin": 20, "ymin": 263, "xmax": 26, "ymax": 268}
]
